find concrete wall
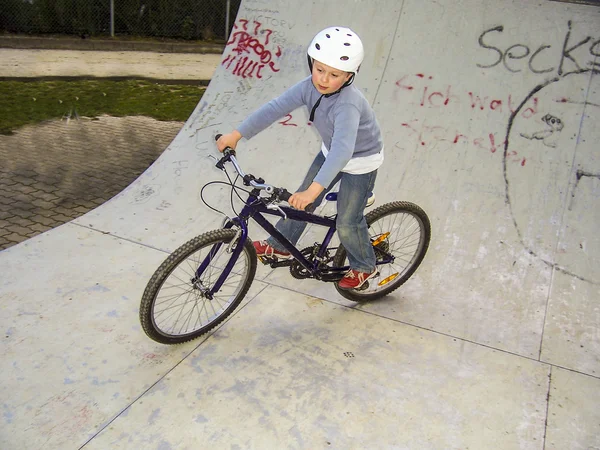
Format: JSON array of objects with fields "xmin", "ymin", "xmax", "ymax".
[
  {"xmin": 79, "ymin": 0, "xmax": 599, "ymax": 366},
  {"xmin": 1, "ymin": 0, "xmax": 599, "ymax": 448}
]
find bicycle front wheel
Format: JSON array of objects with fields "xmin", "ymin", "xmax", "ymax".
[
  {"xmin": 333, "ymin": 201, "xmax": 431, "ymax": 302},
  {"xmin": 139, "ymin": 229, "xmax": 257, "ymax": 344}
]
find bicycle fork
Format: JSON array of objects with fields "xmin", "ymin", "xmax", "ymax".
[{"xmin": 193, "ymin": 219, "xmax": 248, "ymax": 300}]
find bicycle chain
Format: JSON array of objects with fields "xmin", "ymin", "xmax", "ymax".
[{"xmin": 289, "ymin": 246, "xmax": 317, "ymax": 279}]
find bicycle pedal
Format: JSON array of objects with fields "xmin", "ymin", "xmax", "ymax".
[
  {"xmin": 258, "ymin": 256, "xmax": 273, "ymax": 265},
  {"xmin": 353, "ymin": 281, "xmax": 369, "ymax": 291},
  {"xmin": 258, "ymin": 255, "xmax": 291, "ymax": 267},
  {"xmin": 354, "ymin": 271, "xmax": 378, "ymax": 291},
  {"xmin": 270, "ymin": 259, "xmax": 293, "ymax": 268}
]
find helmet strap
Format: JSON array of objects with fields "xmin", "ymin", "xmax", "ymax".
[
  {"xmin": 307, "ymin": 55, "xmax": 314, "ymax": 73},
  {"xmin": 309, "ymin": 94, "xmax": 326, "ymax": 122},
  {"xmin": 343, "ymin": 72, "xmax": 356, "ymax": 88}
]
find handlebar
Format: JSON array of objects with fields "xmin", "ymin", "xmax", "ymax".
[
  {"xmin": 215, "ymin": 134, "xmax": 275, "ymax": 193},
  {"xmin": 214, "ymin": 134, "xmax": 314, "ymax": 212}
]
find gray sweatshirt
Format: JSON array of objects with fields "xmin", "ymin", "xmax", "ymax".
[{"xmin": 237, "ymin": 76, "xmax": 383, "ymax": 187}]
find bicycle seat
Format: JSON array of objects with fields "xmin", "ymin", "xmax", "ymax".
[{"xmin": 325, "ymin": 192, "xmax": 375, "ymax": 207}]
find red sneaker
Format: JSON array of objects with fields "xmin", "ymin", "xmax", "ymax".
[
  {"xmin": 253, "ymin": 240, "xmax": 292, "ymax": 260},
  {"xmin": 338, "ymin": 268, "xmax": 378, "ymax": 290}
]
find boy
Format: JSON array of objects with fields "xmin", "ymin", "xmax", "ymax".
[{"xmin": 217, "ymin": 26, "xmax": 384, "ymax": 290}]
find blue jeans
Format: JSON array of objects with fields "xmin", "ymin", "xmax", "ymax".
[{"xmin": 266, "ymin": 151, "xmax": 377, "ymax": 273}]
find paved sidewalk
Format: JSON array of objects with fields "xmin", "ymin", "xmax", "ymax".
[
  {"xmin": 0, "ymin": 116, "xmax": 183, "ymax": 250},
  {"xmin": 0, "ymin": 45, "xmax": 221, "ymax": 251},
  {"xmin": 0, "ymin": 48, "xmax": 221, "ymax": 82}
]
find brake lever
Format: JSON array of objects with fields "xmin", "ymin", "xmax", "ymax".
[
  {"xmin": 267, "ymin": 203, "xmax": 287, "ymax": 220},
  {"xmin": 215, "ymin": 156, "xmax": 227, "ymax": 171}
]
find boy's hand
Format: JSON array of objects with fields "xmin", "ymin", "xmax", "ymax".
[
  {"xmin": 289, "ymin": 182, "xmax": 324, "ymax": 210},
  {"xmin": 217, "ymin": 131, "xmax": 242, "ymax": 152}
]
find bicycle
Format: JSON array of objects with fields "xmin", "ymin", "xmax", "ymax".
[{"xmin": 139, "ymin": 135, "xmax": 431, "ymax": 344}]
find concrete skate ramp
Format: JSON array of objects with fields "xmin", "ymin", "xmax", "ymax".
[{"xmin": 1, "ymin": 0, "xmax": 599, "ymax": 448}]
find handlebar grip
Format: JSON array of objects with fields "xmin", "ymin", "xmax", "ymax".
[
  {"xmin": 279, "ymin": 189, "xmax": 292, "ymax": 202},
  {"xmin": 279, "ymin": 189, "xmax": 315, "ymax": 213},
  {"xmin": 215, "ymin": 133, "xmax": 235, "ymax": 160}
]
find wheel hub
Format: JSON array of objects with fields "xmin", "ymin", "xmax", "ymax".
[{"xmin": 191, "ymin": 277, "xmax": 213, "ymax": 299}]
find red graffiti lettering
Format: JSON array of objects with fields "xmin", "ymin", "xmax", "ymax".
[
  {"xmin": 469, "ymin": 92, "xmax": 488, "ymax": 111},
  {"xmin": 489, "ymin": 133, "xmax": 497, "ymax": 153},
  {"xmin": 395, "ymin": 73, "xmax": 538, "ymax": 119},
  {"xmin": 521, "ymin": 97, "xmax": 538, "ymax": 118},
  {"xmin": 223, "ymin": 19, "xmax": 282, "ymax": 79},
  {"xmin": 278, "ymin": 114, "xmax": 298, "ymax": 127}
]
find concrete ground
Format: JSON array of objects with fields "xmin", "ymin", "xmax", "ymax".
[
  {"xmin": 1, "ymin": 0, "xmax": 599, "ymax": 448},
  {"xmin": 0, "ymin": 48, "xmax": 220, "ymax": 251}
]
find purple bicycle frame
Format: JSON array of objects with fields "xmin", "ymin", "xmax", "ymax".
[{"xmin": 196, "ymin": 192, "xmax": 347, "ymax": 296}]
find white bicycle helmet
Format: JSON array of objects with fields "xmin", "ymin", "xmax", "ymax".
[{"xmin": 307, "ymin": 26, "xmax": 364, "ymax": 74}]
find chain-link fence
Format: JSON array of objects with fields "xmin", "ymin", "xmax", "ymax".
[{"xmin": 1, "ymin": 0, "xmax": 241, "ymax": 41}]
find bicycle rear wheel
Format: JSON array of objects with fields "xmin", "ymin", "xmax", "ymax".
[
  {"xmin": 333, "ymin": 201, "xmax": 430, "ymax": 302},
  {"xmin": 139, "ymin": 229, "xmax": 257, "ymax": 344}
]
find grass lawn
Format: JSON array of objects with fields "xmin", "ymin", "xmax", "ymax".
[{"xmin": 0, "ymin": 79, "xmax": 206, "ymax": 135}]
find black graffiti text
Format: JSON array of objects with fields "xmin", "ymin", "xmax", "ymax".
[{"xmin": 477, "ymin": 21, "xmax": 600, "ymax": 76}]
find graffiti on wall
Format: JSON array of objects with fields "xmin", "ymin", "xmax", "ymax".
[
  {"xmin": 394, "ymin": 73, "xmax": 538, "ymax": 116},
  {"xmin": 519, "ymin": 113, "xmax": 563, "ymax": 148},
  {"xmin": 504, "ymin": 69, "xmax": 599, "ymax": 284},
  {"xmin": 392, "ymin": 19, "xmax": 599, "ymax": 285},
  {"xmin": 495, "ymin": 21, "xmax": 600, "ymax": 285},
  {"xmin": 390, "ymin": 73, "xmax": 539, "ymax": 165},
  {"xmin": 242, "ymin": 6, "xmax": 296, "ymax": 47},
  {"xmin": 222, "ymin": 19, "xmax": 282, "ymax": 79},
  {"xmin": 477, "ymin": 21, "xmax": 600, "ymax": 76}
]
